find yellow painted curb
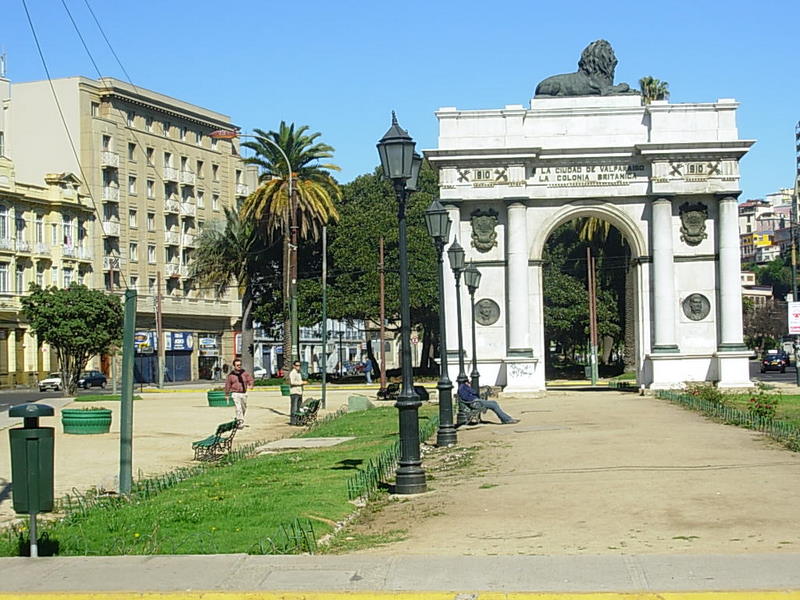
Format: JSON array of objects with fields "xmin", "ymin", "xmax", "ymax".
[{"xmin": 3, "ymin": 591, "xmax": 800, "ymax": 599}]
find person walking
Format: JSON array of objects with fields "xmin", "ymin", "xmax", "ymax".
[
  {"xmin": 224, "ymin": 358, "xmax": 254, "ymax": 429},
  {"xmin": 362, "ymin": 356, "xmax": 373, "ymax": 384},
  {"xmin": 457, "ymin": 378, "xmax": 519, "ymax": 425},
  {"xmin": 289, "ymin": 360, "xmax": 307, "ymax": 425}
]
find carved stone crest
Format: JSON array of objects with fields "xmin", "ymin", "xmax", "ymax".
[
  {"xmin": 470, "ymin": 208, "xmax": 498, "ymax": 253},
  {"xmin": 679, "ymin": 202, "xmax": 708, "ymax": 246},
  {"xmin": 682, "ymin": 293, "xmax": 710, "ymax": 321},
  {"xmin": 475, "ymin": 299, "xmax": 500, "ymax": 326}
]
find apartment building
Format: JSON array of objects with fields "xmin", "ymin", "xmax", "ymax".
[{"xmin": 7, "ymin": 76, "xmax": 256, "ymax": 382}]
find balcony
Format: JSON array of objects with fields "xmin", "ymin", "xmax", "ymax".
[
  {"xmin": 63, "ymin": 245, "xmax": 77, "ymax": 258},
  {"xmin": 102, "ymin": 186, "xmax": 120, "ymax": 202},
  {"xmin": 76, "ymin": 246, "xmax": 92, "ymax": 261},
  {"xmin": 102, "ymin": 221, "xmax": 121, "ymax": 236},
  {"xmin": 180, "ymin": 170, "xmax": 196, "ymax": 186},
  {"xmin": 15, "ymin": 240, "xmax": 31, "ymax": 253},
  {"xmin": 164, "ymin": 231, "xmax": 180, "ymax": 245},
  {"xmin": 165, "ymin": 263, "xmax": 181, "ymax": 278},
  {"xmin": 164, "ymin": 198, "xmax": 180, "ymax": 214},
  {"xmin": 181, "ymin": 233, "xmax": 196, "ymax": 247},
  {"xmin": 235, "ymin": 183, "xmax": 250, "ymax": 197},
  {"xmin": 180, "ymin": 202, "xmax": 196, "ymax": 217},
  {"xmin": 163, "ymin": 166, "xmax": 179, "ymax": 182},
  {"xmin": 33, "ymin": 242, "xmax": 49, "ymax": 255},
  {"xmin": 103, "ymin": 255, "xmax": 125, "ymax": 270},
  {"xmin": 0, "ymin": 238, "xmax": 13, "ymax": 252},
  {"xmin": 180, "ymin": 265, "xmax": 190, "ymax": 278},
  {"xmin": 100, "ymin": 151, "xmax": 119, "ymax": 168}
]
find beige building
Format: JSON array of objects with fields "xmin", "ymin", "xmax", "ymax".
[{"xmin": 7, "ymin": 76, "xmax": 255, "ymax": 382}]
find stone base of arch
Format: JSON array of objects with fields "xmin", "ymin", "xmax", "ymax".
[{"xmin": 644, "ymin": 351, "xmax": 753, "ymax": 390}]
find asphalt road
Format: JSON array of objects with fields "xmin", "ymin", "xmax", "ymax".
[
  {"xmin": 0, "ymin": 388, "xmax": 113, "ymax": 413},
  {"xmin": 750, "ymin": 357, "xmax": 800, "ymax": 386}
]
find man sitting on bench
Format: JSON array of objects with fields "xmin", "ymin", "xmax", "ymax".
[{"xmin": 457, "ymin": 378, "xmax": 519, "ymax": 425}]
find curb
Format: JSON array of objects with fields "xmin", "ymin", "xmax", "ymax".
[
  {"xmin": 3, "ymin": 592, "xmax": 800, "ymax": 599},
  {"xmin": 140, "ymin": 384, "xmax": 440, "ymax": 394}
]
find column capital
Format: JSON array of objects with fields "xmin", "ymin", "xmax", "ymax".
[
  {"xmin": 505, "ymin": 198, "xmax": 528, "ymax": 208},
  {"xmin": 650, "ymin": 195, "xmax": 675, "ymax": 204},
  {"xmin": 715, "ymin": 192, "xmax": 742, "ymax": 202}
]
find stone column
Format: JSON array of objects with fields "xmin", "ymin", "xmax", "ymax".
[
  {"xmin": 651, "ymin": 197, "xmax": 678, "ymax": 352},
  {"xmin": 506, "ymin": 201, "xmax": 531, "ymax": 354},
  {"xmin": 717, "ymin": 194, "xmax": 746, "ymax": 350}
]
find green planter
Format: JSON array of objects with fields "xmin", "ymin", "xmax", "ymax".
[
  {"xmin": 280, "ymin": 384, "xmax": 291, "ymax": 397},
  {"xmin": 207, "ymin": 390, "xmax": 233, "ymax": 407},
  {"xmin": 61, "ymin": 408, "xmax": 112, "ymax": 435}
]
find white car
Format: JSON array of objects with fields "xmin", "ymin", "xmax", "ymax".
[
  {"xmin": 253, "ymin": 365, "xmax": 268, "ymax": 379},
  {"xmin": 39, "ymin": 372, "xmax": 63, "ymax": 392}
]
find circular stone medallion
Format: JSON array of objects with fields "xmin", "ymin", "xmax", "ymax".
[
  {"xmin": 475, "ymin": 298, "xmax": 500, "ymax": 326},
  {"xmin": 682, "ymin": 293, "xmax": 711, "ymax": 321}
]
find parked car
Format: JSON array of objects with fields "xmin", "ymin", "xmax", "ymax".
[
  {"xmin": 39, "ymin": 372, "xmax": 63, "ymax": 392},
  {"xmin": 761, "ymin": 350, "xmax": 788, "ymax": 373},
  {"xmin": 253, "ymin": 365, "xmax": 268, "ymax": 379},
  {"xmin": 79, "ymin": 370, "xmax": 107, "ymax": 389}
]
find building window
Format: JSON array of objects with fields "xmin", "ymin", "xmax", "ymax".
[
  {"xmin": 148, "ymin": 245, "xmax": 156, "ymax": 264},
  {"xmin": 129, "ymin": 209, "xmax": 137, "ymax": 228},
  {"xmin": 102, "ymin": 134, "xmax": 112, "ymax": 151},
  {"xmin": 180, "ymin": 126, "xmax": 187, "ymax": 141},
  {"xmin": 164, "ymin": 152, "xmax": 172, "ymax": 168},
  {"xmin": 130, "ymin": 275, "xmax": 138, "ymax": 291},
  {"xmin": 0, "ymin": 206, "xmax": 7, "ymax": 239},
  {"xmin": 196, "ymin": 159, "xmax": 204, "ymax": 178},
  {"xmin": 147, "ymin": 212, "xmax": 155, "ymax": 231},
  {"xmin": 212, "ymin": 194, "xmax": 219, "ymax": 211},
  {"xmin": 63, "ymin": 217, "xmax": 74, "ymax": 246},
  {"xmin": 148, "ymin": 277, "xmax": 155, "ymax": 295},
  {"xmin": 35, "ymin": 216, "xmax": 43, "ymax": 243},
  {"xmin": 195, "ymin": 131, "xmax": 202, "ymax": 145},
  {"xmin": 15, "ymin": 265, "xmax": 24, "ymax": 293},
  {"xmin": 128, "ymin": 176, "xmax": 137, "ymax": 194},
  {"xmin": 146, "ymin": 146, "xmax": 154, "ymax": 165},
  {"xmin": 126, "ymin": 111, "xmax": 135, "ymax": 127},
  {"xmin": 36, "ymin": 270, "xmax": 43, "ymax": 287},
  {"xmin": 212, "ymin": 164, "xmax": 219, "ymax": 181},
  {"xmin": 197, "ymin": 190, "xmax": 205, "ymax": 208},
  {"xmin": 50, "ymin": 223, "xmax": 58, "ymax": 245},
  {"xmin": 0, "ymin": 263, "xmax": 8, "ymax": 293},
  {"xmin": 63, "ymin": 268, "xmax": 73, "ymax": 287},
  {"xmin": 145, "ymin": 116, "xmax": 153, "ymax": 132},
  {"xmin": 163, "ymin": 121, "xmax": 170, "ymax": 136},
  {"xmin": 51, "ymin": 266, "xmax": 58, "ymax": 286},
  {"xmin": 129, "ymin": 242, "xmax": 138, "ymax": 262},
  {"xmin": 128, "ymin": 142, "xmax": 136, "ymax": 161},
  {"xmin": 146, "ymin": 179, "xmax": 155, "ymax": 199},
  {"xmin": 211, "ymin": 137, "xmax": 217, "ymax": 150},
  {"xmin": 91, "ymin": 102, "xmax": 99, "ymax": 117},
  {"xmin": 0, "ymin": 131, "xmax": 4, "ymax": 157}
]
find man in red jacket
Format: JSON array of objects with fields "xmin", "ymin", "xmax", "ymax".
[{"xmin": 224, "ymin": 358, "xmax": 254, "ymax": 428}]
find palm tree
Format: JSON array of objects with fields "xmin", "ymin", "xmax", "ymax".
[
  {"xmin": 190, "ymin": 206, "xmax": 262, "ymax": 375},
  {"xmin": 639, "ymin": 76, "xmax": 670, "ymax": 104},
  {"xmin": 241, "ymin": 122, "xmax": 341, "ymax": 370}
]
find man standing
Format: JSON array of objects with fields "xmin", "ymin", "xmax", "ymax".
[
  {"xmin": 362, "ymin": 356, "xmax": 373, "ymax": 384},
  {"xmin": 224, "ymin": 358, "xmax": 254, "ymax": 429},
  {"xmin": 289, "ymin": 360, "xmax": 307, "ymax": 425}
]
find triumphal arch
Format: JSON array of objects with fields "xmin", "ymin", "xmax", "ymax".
[{"xmin": 424, "ymin": 40, "xmax": 753, "ymax": 393}]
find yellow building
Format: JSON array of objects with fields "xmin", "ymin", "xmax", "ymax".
[{"xmin": 0, "ymin": 157, "xmax": 95, "ymax": 386}]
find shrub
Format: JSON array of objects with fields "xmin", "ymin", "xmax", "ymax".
[
  {"xmin": 748, "ymin": 392, "xmax": 778, "ymax": 420},
  {"xmin": 685, "ymin": 382, "xmax": 727, "ymax": 407}
]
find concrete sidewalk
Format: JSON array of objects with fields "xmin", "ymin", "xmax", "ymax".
[{"xmin": 1, "ymin": 553, "xmax": 800, "ymax": 596}]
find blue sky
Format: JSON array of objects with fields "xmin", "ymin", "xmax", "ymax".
[{"xmin": 3, "ymin": 0, "xmax": 799, "ymax": 200}]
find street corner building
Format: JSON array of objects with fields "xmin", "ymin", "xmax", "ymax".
[{"xmin": 424, "ymin": 41, "xmax": 752, "ymax": 393}]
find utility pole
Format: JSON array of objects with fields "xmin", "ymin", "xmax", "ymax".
[
  {"xmin": 156, "ymin": 272, "xmax": 164, "ymax": 388},
  {"xmin": 794, "ymin": 120, "xmax": 800, "ymax": 386},
  {"xmin": 586, "ymin": 248, "xmax": 599, "ymax": 386},
  {"xmin": 379, "ymin": 237, "xmax": 387, "ymax": 395},
  {"xmin": 321, "ymin": 225, "xmax": 327, "ymax": 408},
  {"xmin": 119, "ymin": 288, "xmax": 137, "ymax": 495}
]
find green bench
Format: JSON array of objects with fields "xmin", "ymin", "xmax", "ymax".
[
  {"xmin": 293, "ymin": 398, "xmax": 321, "ymax": 426},
  {"xmin": 192, "ymin": 419, "xmax": 239, "ymax": 461}
]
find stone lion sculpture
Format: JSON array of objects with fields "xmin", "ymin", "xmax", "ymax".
[{"xmin": 535, "ymin": 39, "xmax": 639, "ymax": 97}]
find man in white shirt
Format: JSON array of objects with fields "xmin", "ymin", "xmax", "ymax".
[{"xmin": 289, "ymin": 360, "xmax": 307, "ymax": 425}]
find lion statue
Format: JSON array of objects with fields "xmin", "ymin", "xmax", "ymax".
[{"xmin": 535, "ymin": 40, "xmax": 639, "ymax": 98}]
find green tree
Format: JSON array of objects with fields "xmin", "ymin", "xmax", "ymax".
[
  {"xmin": 752, "ymin": 258, "xmax": 792, "ymax": 300},
  {"xmin": 639, "ymin": 76, "xmax": 670, "ymax": 104},
  {"xmin": 242, "ymin": 122, "xmax": 341, "ymax": 369},
  {"xmin": 21, "ymin": 284, "xmax": 122, "ymax": 395},
  {"xmin": 327, "ymin": 164, "xmax": 439, "ymax": 369}
]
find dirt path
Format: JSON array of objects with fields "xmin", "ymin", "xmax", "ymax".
[{"xmin": 344, "ymin": 390, "xmax": 800, "ymax": 555}]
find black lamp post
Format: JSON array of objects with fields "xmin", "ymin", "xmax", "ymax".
[
  {"xmin": 377, "ymin": 112, "xmax": 426, "ymax": 494},
  {"xmin": 425, "ymin": 198, "xmax": 457, "ymax": 447},
  {"xmin": 447, "ymin": 241, "xmax": 469, "ymax": 426},
  {"xmin": 463, "ymin": 262, "xmax": 482, "ymax": 394}
]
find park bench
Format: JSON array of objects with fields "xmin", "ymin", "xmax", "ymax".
[
  {"xmin": 457, "ymin": 386, "xmax": 496, "ymax": 426},
  {"xmin": 293, "ymin": 398, "xmax": 321, "ymax": 426},
  {"xmin": 192, "ymin": 419, "xmax": 239, "ymax": 461}
]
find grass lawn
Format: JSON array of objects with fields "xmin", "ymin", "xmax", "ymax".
[
  {"xmin": 72, "ymin": 394, "xmax": 142, "ymax": 402},
  {"xmin": 1, "ymin": 405, "xmax": 437, "ymax": 557},
  {"xmin": 724, "ymin": 392, "xmax": 800, "ymax": 428}
]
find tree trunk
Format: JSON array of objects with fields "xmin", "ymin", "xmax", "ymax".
[
  {"xmin": 623, "ymin": 262, "xmax": 636, "ymax": 372},
  {"xmin": 241, "ymin": 289, "xmax": 254, "ymax": 376}
]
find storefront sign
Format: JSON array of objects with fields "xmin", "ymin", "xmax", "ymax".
[
  {"xmin": 789, "ymin": 302, "xmax": 800, "ymax": 335},
  {"xmin": 199, "ymin": 336, "xmax": 219, "ymax": 356},
  {"xmin": 166, "ymin": 332, "xmax": 194, "ymax": 352},
  {"xmin": 134, "ymin": 331, "xmax": 155, "ymax": 354}
]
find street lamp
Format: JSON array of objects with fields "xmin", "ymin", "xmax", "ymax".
[
  {"xmin": 447, "ymin": 240, "xmax": 469, "ymax": 426},
  {"xmin": 424, "ymin": 198, "xmax": 456, "ymax": 447},
  {"xmin": 463, "ymin": 262, "xmax": 482, "ymax": 394},
  {"xmin": 377, "ymin": 112, "xmax": 426, "ymax": 494},
  {"xmin": 209, "ymin": 129, "xmax": 299, "ymax": 365}
]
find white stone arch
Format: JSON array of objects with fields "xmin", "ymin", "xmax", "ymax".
[{"xmin": 529, "ymin": 200, "xmax": 647, "ymax": 262}]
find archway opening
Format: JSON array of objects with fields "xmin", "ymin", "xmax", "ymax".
[{"xmin": 541, "ymin": 217, "xmax": 635, "ymax": 383}]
